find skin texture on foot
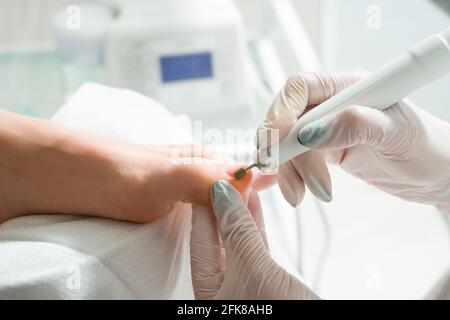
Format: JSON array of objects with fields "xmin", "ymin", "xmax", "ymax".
[{"xmin": 0, "ymin": 109, "xmax": 254, "ymax": 224}]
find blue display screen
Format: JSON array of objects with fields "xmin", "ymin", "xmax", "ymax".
[{"xmin": 160, "ymin": 52, "xmax": 213, "ymax": 83}]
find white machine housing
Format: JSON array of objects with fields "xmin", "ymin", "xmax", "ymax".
[{"xmin": 105, "ymin": 0, "xmax": 251, "ymax": 115}]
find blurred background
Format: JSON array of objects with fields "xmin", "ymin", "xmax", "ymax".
[{"xmin": 0, "ymin": 0, "xmax": 449, "ymax": 299}]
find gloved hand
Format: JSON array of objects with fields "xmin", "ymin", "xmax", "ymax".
[
  {"xmin": 256, "ymin": 71, "xmax": 364, "ymax": 204},
  {"xmin": 190, "ymin": 179, "xmax": 319, "ymax": 299},
  {"xmin": 259, "ymin": 71, "xmax": 450, "ymax": 213}
]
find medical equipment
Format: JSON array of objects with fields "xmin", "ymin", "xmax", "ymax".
[
  {"xmin": 233, "ymin": 164, "xmax": 259, "ymax": 180},
  {"xmin": 105, "ymin": 0, "xmax": 251, "ymax": 115},
  {"xmin": 241, "ymin": 26, "xmax": 450, "ymax": 174}
]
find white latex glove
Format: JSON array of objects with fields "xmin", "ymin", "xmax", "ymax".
[
  {"xmin": 298, "ymin": 98, "xmax": 450, "ymax": 213},
  {"xmin": 190, "ymin": 180, "xmax": 319, "ymax": 299},
  {"xmin": 256, "ymin": 71, "xmax": 364, "ymax": 205},
  {"xmin": 259, "ymin": 71, "xmax": 450, "ymax": 213}
]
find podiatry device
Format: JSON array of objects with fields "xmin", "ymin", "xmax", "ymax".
[
  {"xmin": 235, "ymin": 26, "xmax": 450, "ymax": 178},
  {"xmin": 105, "ymin": 0, "xmax": 251, "ymax": 115}
]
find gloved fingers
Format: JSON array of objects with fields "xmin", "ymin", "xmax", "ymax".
[
  {"xmin": 252, "ymin": 172, "xmax": 277, "ymax": 191},
  {"xmin": 247, "ymin": 189, "xmax": 269, "ymax": 249},
  {"xmin": 190, "ymin": 204, "xmax": 224, "ymax": 299},
  {"xmin": 298, "ymin": 105, "xmax": 394, "ymax": 151},
  {"xmin": 323, "ymin": 149, "xmax": 348, "ymax": 166},
  {"xmin": 210, "ymin": 180, "xmax": 321, "ymax": 300},
  {"xmin": 290, "ymin": 150, "xmax": 332, "ymax": 202},
  {"xmin": 261, "ymin": 70, "xmax": 366, "ymax": 140},
  {"xmin": 301, "ymin": 70, "xmax": 367, "ymax": 105},
  {"xmin": 210, "ymin": 180, "xmax": 272, "ymax": 266},
  {"xmin": 277, "ymin": 162, "xmax": 305, "ymax": 207}
]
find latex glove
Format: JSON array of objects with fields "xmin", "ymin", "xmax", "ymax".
[
  {"xmin": 190, "ymin": 179, "xmax": 319, "ymax": 299},
  {"xmin": 298, "ymin": 98, "xmax": 450, "ymax": 213},
  {"xmin": 258, "ymin": 71, "xmax": 450, "ymax": 213},
  {"xmin": 255, "ymin": 71, "xmax": 364, "ymax": 205}
]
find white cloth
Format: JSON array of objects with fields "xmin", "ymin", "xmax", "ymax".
[{"xmin": 0, "ymin": 83, "xmax": 194, "ymax": 299}]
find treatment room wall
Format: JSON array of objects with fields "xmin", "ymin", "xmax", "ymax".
[
  {"xmin": 0, "ymin": 0, "xmax": 322, "ymax": 49},
  {"xmin": 0, "ymin": 0, "xmax": 92, "ymax": 45},
  {"xmin": 320, "ymin": 0, "xmax": 450, "ymax": 122}
]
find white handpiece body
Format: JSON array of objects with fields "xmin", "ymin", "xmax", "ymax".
[{"xmin": 263, "ymin": 27, "xmax": 450, "ymax": 169}]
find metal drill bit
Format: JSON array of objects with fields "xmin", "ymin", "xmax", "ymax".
[{"xmin": 233, "ymin": 163, "xmax": 259, "ymax": 180}]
